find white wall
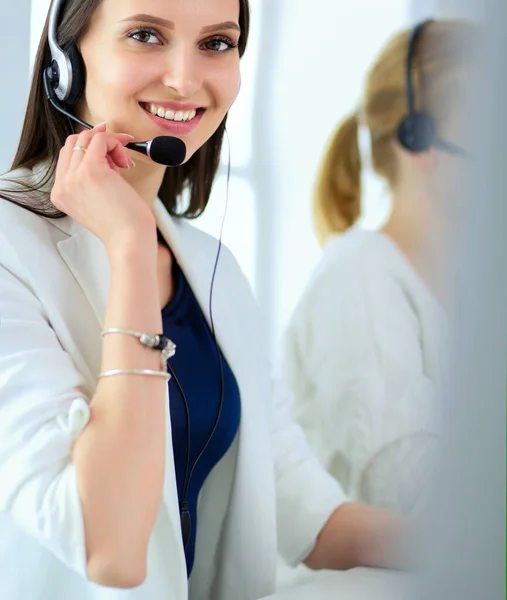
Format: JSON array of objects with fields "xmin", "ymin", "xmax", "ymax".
[
  {"xmin": 0, "ymin": 0, "xmax": 32, "ymax": 174},
  {"xmin": 432, "ymin": 0, "xmax": 487, "ymax": 19},
  {"xmin": 409, "ymin": 0, "xmax": 486, "ymax": 20},
  {"xmin": 31, "ymin": 0, "xmax": 53, "ymax": 69}
]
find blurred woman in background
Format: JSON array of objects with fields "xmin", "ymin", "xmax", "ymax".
[{"xmin": 282, "ymin": 19, "xmax": 477, "ymax": 515}]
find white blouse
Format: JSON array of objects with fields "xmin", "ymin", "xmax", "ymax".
[{"xmin": 282, "ymin": 228, "xmax": 446, "ymax": 515}]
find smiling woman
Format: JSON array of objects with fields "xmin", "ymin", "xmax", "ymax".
[{"xmin": 3, "ymin": 0, "xmax": 250, "ymax": 219}]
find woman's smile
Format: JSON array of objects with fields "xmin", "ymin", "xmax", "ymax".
[{"xmin": 138, "ymin": 101, "xmax": 206, "ymax": 135}]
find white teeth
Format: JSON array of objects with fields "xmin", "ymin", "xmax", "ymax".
[{"xmin": 146, "ymin": 104, "xmax": 199, "ymax": 122}]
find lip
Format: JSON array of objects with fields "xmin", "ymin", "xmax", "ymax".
[{"xmin": 139, "ymin": 103, "xmax": 205, "ymax": 135}]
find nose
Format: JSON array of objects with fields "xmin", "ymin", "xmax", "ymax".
[{"xmin": 161, "ymin": 43, "xmax": 201, "ymax": 99}]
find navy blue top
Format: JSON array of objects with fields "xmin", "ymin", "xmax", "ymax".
[{"xmin": 162, "ymin": 260, "xmax": 241, "ymax": 577}]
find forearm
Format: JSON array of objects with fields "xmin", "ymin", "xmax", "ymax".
[
  {"xmin": 73, "ymin": 236, "xmax": 166, "ymax": 586},
  {"xmin": 304, "ymin": 502, "xmax": 411, "ymax": 571}
]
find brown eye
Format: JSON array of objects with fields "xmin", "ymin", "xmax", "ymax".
[
  {"xmin": 127, "ymin": 28, "xmax": 161, "ymax": 45},
  {"xmin": 201, "ymin": 37, "xmax": 238, "ymax": 52}
]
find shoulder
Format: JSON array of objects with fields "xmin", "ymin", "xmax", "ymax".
[
  {"xmin": 0, "ymin": 167, "xmax": 58, "ymax": 270},
  {"xmin": 0, "ymin": 164, "xmax": 58, "ymax": 236},
  {"xmin": 284, "ymin": 228, "xmax": 425, "ymax": 370},
  {"xmin": 297, "ymin": 229, "xmax": 413, "ymax": 318}
]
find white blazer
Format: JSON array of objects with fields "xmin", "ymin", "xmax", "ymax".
[{"xmin": 0, "ymin": 165, "xmax": 346, "ymax": 600}]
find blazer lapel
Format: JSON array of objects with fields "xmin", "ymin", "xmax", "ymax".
[
  {"xmin": 155, "ymin": 201, "xmax": 277, "ymax": 596},
  {"xmin": 51, "ymin": 221, "xmax": 106, "ymax": 390},
  {"xmin": 154, "ymin": 200, "xmax": 239, "ymax": 373},
  {"xmin": 56, "ymin": 223, "xmax": 110, "ymax": 329}
]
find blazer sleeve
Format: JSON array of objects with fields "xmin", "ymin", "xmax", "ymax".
[
  {"xmin": 0, "ymin": 232, "xmax": 91, "ymax": 577},
  {"xmin": 219, "ymin": 245, "xmax": 349, "ymax": 568},
  {"xmin": 271, "ymin": 378, "xmax": 349, "ymax": 567}
]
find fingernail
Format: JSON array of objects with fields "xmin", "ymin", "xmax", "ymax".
[{"xmin": 94, "ymin": 121, "xmax": 107, "ymax": 128}]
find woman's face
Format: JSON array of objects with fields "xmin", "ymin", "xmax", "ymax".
[{"xmin": 77, "ymin": 0, "xmax": 242, "ymax": 164}]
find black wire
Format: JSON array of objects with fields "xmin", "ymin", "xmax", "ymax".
[
  {"xmin": 175, "ymin": 128, "xmax": 232, "ymax": 505},
  {"xmin": 43, "ymin": 70, "xmax": 90, "ymax": 136},
  {"xmin": 434, "ymin": 137, "xmax": 469, "ymax": 157},
  {"xmin": 67, "ymin": 115, "xmax": 76, "ymax": 135},
  {"xmin": 44, "ymin": 79, "xmax": 92, "ymax": 131},
  {"xmin": 165, "ymin": 360, "xmax": 192, "ymax": 503}
]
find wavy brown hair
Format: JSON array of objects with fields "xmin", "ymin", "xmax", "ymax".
[{"xmin": 1, "ymin": 0, "xmax": 250, "ymax": 219}]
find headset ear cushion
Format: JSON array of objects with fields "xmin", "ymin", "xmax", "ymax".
[
  {"xmin": 64, "ymin": 44, "xmax": 86, "ymax": 107},
  {"xmin": 397, "ymin": 112, "xmax": 436, "ymax": 153}
]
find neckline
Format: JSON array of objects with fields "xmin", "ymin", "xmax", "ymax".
[{"xmin": 162, "ymin": 259, "xmax": 186, "ymax": 317}]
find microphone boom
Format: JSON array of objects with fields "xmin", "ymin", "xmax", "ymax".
[{"xmin": 44, "ymin": 74, "xmax": 187, "ymax": 168}]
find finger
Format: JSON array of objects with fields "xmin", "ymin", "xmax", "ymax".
[
  {"xmin": 68, "ymin": 130, "xmax": 98, "ymax": 170},
  {"xmin": 106, "ymin": 136, "xmax": 136, "ymax": 169},
  {"xmin": 70, "ymin": 131, "xmax": 134, "ymax": 171},
  {"xmin": 91, "ymin": 132, "xmax": 135, "ymax": 170},
  {"xmin": 56, "ymin": 128, "xmax": 134, "ymax": 180},
  {"xmin": 55, "ymin": 123, "xmax": 108, "ymax": 176},
  {"xmin": 54, "ymin": 134, "xmax": 80, "ymax": 180},
  {"xmin": 105, "ymin": 154, "xmax": 120, "ymax": 172},
  {"xmin": 83, "ymin": 133, "xmax": 133, "ymax": 171},
  {"xmin": 93, "ymin": 121, "xmax": 108, "ymax": 131}
]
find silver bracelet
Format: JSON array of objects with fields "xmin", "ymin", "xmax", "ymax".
[
  {"xmin": 101, "ymin": 328, "xmax": 176, "ymax": 363},
  {"xmin": 98, "ymin": 369, "xmax": 171, "ymax": 380}
]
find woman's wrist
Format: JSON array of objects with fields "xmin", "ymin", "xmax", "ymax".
[
  {"xmin": 305, "ymin": 502, "xmax": 411, "ymax": 571},
  {"xmin": 106, "ymin": 228, "xmax": 158, "ymax": 266}
]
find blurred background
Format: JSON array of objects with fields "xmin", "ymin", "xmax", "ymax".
[{"xmin": 1, "ymin": 0, "xmax": 479, "ymax": 359}]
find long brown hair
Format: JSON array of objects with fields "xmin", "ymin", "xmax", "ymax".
[
  {"xmin": 1, "ymin": 0, "xmax": 250, "ymax": 219},
  {"xmin": 313, "ymin": 20, "xmax": 477, "ymax": 245}
]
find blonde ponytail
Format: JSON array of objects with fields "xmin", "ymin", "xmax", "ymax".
[{"xmin": 313, "ymin": 113, "xmax": 362, "ymax": 245}]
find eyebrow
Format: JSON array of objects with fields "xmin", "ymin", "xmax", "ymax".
[
  {"xmin": 118, "ymin": 14, "xmax": 240, "ymax": 34},
  {"xmin": 201, "ymin": 21, "xmax": 241, "ymax": 34}
]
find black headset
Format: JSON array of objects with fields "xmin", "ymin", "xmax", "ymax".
[
  {"xmin": 45, "ymin": 0, "xmax": 85, "ymax": 108},
  {"xmin": 44, "ymin": 0, "xmax": 187, "ymax": 165},
  {"xmin": 397, "ymin": 19, "xmax": 467, "ymax": 156},
  {"xmin": 44, "ymin": 0, "xmax": 226, "ymax": 551}
]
